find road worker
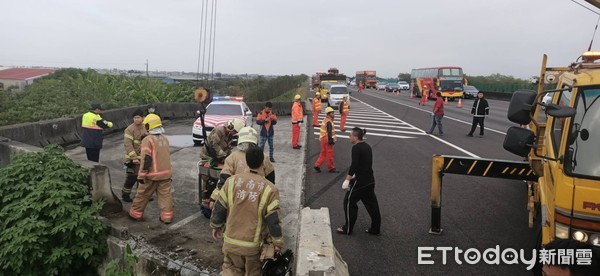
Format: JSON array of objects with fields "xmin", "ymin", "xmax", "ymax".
[
  {"xmin": 291, "ymin": 94, "xmax": 304, "ymax": 149},
  {"xmin": 358, "ymin": 81, "xmax": 364, "ymax": 93},
  {"xmin": 210, "ymin": 145, "xmax": 284, "ymax": 275},
  {"xmin": 314, "ymin": 107, "xmax": 339, "ymax": 173},
  {"xmin": 312, "ymin": 92, "xmax": 322, "ymax": 127},
  {"xmin": 339, "ymin": 95, "xmax": 349, "ymax": 132},
  {"xmin": 209, "ymin": 126, "xmax": 275, "ymax": 205},
  {"xmin": 129, "ymin": 114, "xmax": 174, "ymax": 224},
  {"xmin": 419, "ymin": 85, "xmax": 428, "ymax": 106},
  {"xmin": 121, "ymin": 109, "xmax": 148, "ymax": 202},
  {"xmin": 199, "ymin": 118, "xmax": 245, "ymax": 165},
  {"xmin": 80, "ymin": 103, "xmax": 113, "ymax": 162}
]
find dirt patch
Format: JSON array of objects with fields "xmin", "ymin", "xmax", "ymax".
[{"xmin": 147, "ymin": 229, "xmax": 223, "ymax": 270}]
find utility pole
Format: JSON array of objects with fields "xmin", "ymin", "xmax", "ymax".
[{"xmin": 145, "ymin": 59, "xmax": 149, "ymax": 77}]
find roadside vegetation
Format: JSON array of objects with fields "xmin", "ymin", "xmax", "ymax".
[
  {"xmin": 0, "ymin": 145, "xmax": 108, "ymax": 275},
  {"xmin": 0, "ymin": 69, "xmax": 308, "ymax": 126}
]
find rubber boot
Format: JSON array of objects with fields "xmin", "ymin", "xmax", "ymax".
[{"xmin": 122, "ymin": 174, "xmax": 138, "ymax": 202}]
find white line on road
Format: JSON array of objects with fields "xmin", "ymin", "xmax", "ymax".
[
  {"xmin": 313, "ymin": 126, "xmax": 426, "ymax": 136},
  {"xmin": 313, "ymin": 132, "xmax": 416, "ymax": 139},
  {"xmin": 353, "ymin": 98, "xmax": 480, "ymax": 158},
  {"xmin": 317, "ymin": 116, "xmax": 410, "ymax": 125},
  {"xmin": 360, "ymin": 92, "xmax": 507, "ymax": 135},
  {"xmin": 168, "ymin": 212, "xmax": 202, "ymax": 230}
]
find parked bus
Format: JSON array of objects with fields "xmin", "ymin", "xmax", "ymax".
[{"xmin": 410, "ymin": 66, "xmax": 465, "ymax": 100}]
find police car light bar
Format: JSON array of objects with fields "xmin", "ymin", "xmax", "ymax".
[{"xmin": 213, "ymin": 96, "xmax": 244, "ymax": 101}]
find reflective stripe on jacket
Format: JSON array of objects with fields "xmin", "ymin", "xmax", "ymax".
[
  {"xmin": 313, "ymin": 98, "xmax": 322, "ymax": 112},
  {"xmin": 81, "ymin": 112, "xmax": 109, "ymax": 149},
  {"xmin": 216, "ymin": 173, "xmax": 282, "ymax": 256},
  {"xmin": 138, "ymin": 134, "xmax": 172, "ymax": 180},
  {"xmin": 124, "ymin": 123, "xmax": 147, "ymax": 162},
  {"xmin": 292, "ymin": 102, "xmax": 303, "ymax": 123}
]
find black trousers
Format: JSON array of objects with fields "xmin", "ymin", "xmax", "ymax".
[
  {"xmin": 343, "ymin": 183, "xmax": 381, "ymax": 234},
  {"xmin": 468, "ymin": 117, "xmax": 485, "ymax": 135},
  {"xmin": 85, "ymin": 148, "xmax": 101, "ymax": 162}
]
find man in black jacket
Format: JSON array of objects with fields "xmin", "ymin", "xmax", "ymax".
[
  {"xmin": 467, "ymin": 92, "xmax": 490, "ymax": 137},
  {"xmin": 336, "ymin": 127, "xmax": 381, "ymax": 235}
]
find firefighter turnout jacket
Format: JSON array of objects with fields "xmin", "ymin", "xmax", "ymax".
[
  {"xmin": 138, "ymin": 134, "xmax": 172, "ymax": 181},
  {"xmin": 200, "ymin": 125, "xmax": 232, "ymax": 161},
  {"xmin": 124, "ymin": 123, "xmax": 147, "ymax": 162},
  {"xmin": 210, "ymin": 171, "xmax": 284, "ymax": 256},
  {"xmin": 210, "ymin": 150, "xmax": 276, "ymax": 201}
]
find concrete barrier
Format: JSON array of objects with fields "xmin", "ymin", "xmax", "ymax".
[
  {"xmin": 0, "ymin": 136, "xmax": 43, "ymax": 167},
  {"xmin": 296, "ymin": 207, "xmax": 348, "ymax": 276}
]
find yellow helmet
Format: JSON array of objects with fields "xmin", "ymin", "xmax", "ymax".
[
  {"xmin": 237, "ymin": 126, "xmax": 258, "ymax": 145},
  {"xmin": 227, "ymin": 118, "xmax": 245, "ymax": 132},
  {"xmin": 315, "ymin": 92, "xmax": 320, "ymax": 96},
  {"xmin": 294, "ymin": 94, "xmax": 301, "ymax": 100},
  {"xmin": 143, "ymin": 114, "xmax": 162, "ymax": 131},
  {"xmin": 326, "ymin": 107, "xmax": 335, "ymax": 114}
]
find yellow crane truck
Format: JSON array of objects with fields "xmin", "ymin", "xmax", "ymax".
[{"xmin": 429, "ymin": 51, "xmax": 600, "ymax": 251}]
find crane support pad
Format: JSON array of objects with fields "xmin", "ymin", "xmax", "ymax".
[{"xmin": 437, "ymin": 155, "xmax": 537, "ymax": 181}]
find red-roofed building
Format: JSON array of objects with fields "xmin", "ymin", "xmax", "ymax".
[{"xmin": 0, "ymin": 68, "xmax": 56, "ymax": 92}]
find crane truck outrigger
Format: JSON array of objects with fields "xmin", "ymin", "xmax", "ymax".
[{"xmin": 429, "ymin": 51, "xmax": 600, "ymax": 252}]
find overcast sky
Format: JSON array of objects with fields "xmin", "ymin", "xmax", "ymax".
[{"xmin": 1, "ymin": 0, "xmax": 599, "ymax": 78}]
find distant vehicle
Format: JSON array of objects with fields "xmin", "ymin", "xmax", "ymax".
[
  {"xmin": 385, "ymin": 83, "xmax": 401, "ymax": 92},
  {"xmin": 397, "ymin": 81, "xmax": 410, "ymax": 90},
  {"xmin": 356, "ymin": 70, "xmax": 377, "ymax": 89},
  {"xmin": 328, "ymin": 84, "xmax": 350, "ymax": 109},
  {"xmin": 376, "ymin": 82, "xmax": 387, "ymax": 90},
  {"xmin": 192, "ymin": 97, "xmax": 252, "ymax": 146},
  {"xmin": 410, "ymin": 66, "xmax": 465, "ymax": 100},
  {"xmin": 463, "ymin": 85, "xmax": 479, "ymax": 99},
  {"xmin": 350, "ymin": 80, "xmax": 356, "ymax": 86}
]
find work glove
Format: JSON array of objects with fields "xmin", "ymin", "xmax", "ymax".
[{"xmin": 342, "ymin": 180, "xmax": 350, "ymax": 190}]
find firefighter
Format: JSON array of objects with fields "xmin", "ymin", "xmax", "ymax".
[
  {"xmin": 209, "ymin": 126, "xmax": 275, "ymax": 206},
  {"xmin": 80, "ymin": 103, "xmax": 113, "ymax": 162},
  {"xmin": 210, "ymin": 145, "xmax": 284, "ymax": 275},
  {"xmin": 129, "ymin": 114, "xmax": 174, "ymax": 224},
  {"xmin": 291, "ymin": 94, "xmax": 304, "ymax": 149},
  {"xmin": 199, "ymin": 118, "xmax": 245, "ymax": 165},
  {"xmin": 121, "ymin": 109, "xmax": 147, "ymax": 202},
  {"xmin": 312, "ymin": 93, "xmax": 322, "ymax": 127},
  {"xmin": 339, "ymin": 95, "xmax": 349, "ymax": 132},
  {"xmin": 314, "ymin": 107, "xmax": 339, "ymax": 173}
]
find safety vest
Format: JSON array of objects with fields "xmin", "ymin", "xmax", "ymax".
[
  {"xmin": 319, "ymin": 116, "xmax": 336, "ymax": 141},
  {"xmin": 313, "ymin": 98, "xmax": 322, "ymax": 111},
  {"xmin": 81, "ymin": 112, "xmax": 103, "ymax": 130},
  {"xmin": 341, "ymin": 101, "xmax": 349, "ymax": 114}
]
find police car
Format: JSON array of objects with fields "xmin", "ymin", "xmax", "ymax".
[{"xmin": 192, "ymin": 97, "xmax": 253, "ymax": 146}]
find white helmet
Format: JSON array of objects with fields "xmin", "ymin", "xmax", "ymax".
[
  {"xmin": 227, "ymin": 118, "xmax": 245, "ymax": 132},
  {"xmin": 237, "ymin": 126, "xmax": 258, "ymax": 145}
]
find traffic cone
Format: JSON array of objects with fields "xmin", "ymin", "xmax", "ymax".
[
  {"xmin": 444, "ymin": 97, "xmax": 448, "ymax": 105},
  {"xmin": 457, "ymin": 98, "xmax": 463, "ymax": 108}
]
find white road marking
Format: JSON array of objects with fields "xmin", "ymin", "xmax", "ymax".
[
  {"xmin": 168, "ymin": 212, "xmax": 202, "ymax": 230},
  {"xmin": 353, "ymin": 98, "xmax": 481, "ymax": 158},
  {"xmin": 313, "ymin": 132, "xmax": 416, "ymax": 139},
  {"xmin": 359, "ymin": 91, "xmax": 507, "ymax": 135}
]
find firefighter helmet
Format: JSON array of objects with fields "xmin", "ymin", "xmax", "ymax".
[
  {"xmin": 237, "ymin": 126, "xmax": 258, "ymax": 145},
  {"xmin": 143, "ymin": 114, "xmax": 162, "ymax": 131},
  {"xmin": 227, "ymin": 118, "xmax": 245, "ymax": 133},
  {"xmin": 262, "ymin": 249, "xmax": 294, "ymax": 276},
  {"xmin": 326, "ymin": 107, "xmax": 335, "ymax": 114}
]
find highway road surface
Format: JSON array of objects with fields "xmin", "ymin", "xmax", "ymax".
[{"xmin": 304, "ymin": 88, "xmax": 538, "ymax": 275}]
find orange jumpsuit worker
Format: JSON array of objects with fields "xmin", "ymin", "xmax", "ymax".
[
  {"xmin": 129, "ymin": 114, "xmax": 174, "ymax": 224},
  {"xmin": 314, "ymin": 107, "xmax": 339, "ymax": 173},
  {"xmin": 419, "ymin": 85, "xmax": 429, "ymax": 106},
  {"xmin": 358, "ymin": 81, "xmax": 364, "ymax": 93},
  {"xmin": 339, "ymin": 96, "xmax": 349, "ymax": 132},
  {"xmin": 312, "ymin": 93, "xmax": 322, "ymax": 127},
  {"xmin": 291, "ymin": 94, "xmax": 304, "ymax": 149}
]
